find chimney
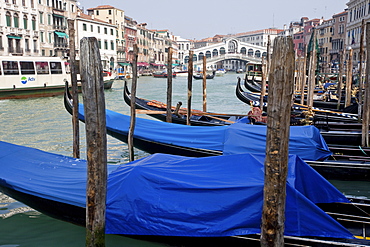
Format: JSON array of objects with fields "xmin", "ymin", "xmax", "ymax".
[{"xmin": 91, "ymin": 14, "xmax": 95, "ymax": 19}]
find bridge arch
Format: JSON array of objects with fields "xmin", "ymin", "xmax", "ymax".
[
  {"xmin": 255, "ymin": 50, "xmax": 261, "ymax": 58},
  {"xmin": 212, "ymin": 49, "xmax": 218, "ymax": 57},
  {"xmin": 227, "ymin": 39, "xmax": 238, "ymax": 53}
]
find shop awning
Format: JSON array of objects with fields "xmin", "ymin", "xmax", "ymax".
[
  {"xmin": 137, "ymin": 62, "xmax": 149, "ymax": 66},
  {"xmin": 150, "ymin": 63, "xmax": 165, "ymax": 67},
  {"xmin": 119, "ymin": 62, "xmax": 131, "ymax": 67},
  {"xmin": 53, "ymin": 14, "xmax": 65, "ymax": 18},
  {"xmin": 7, "ymin": 35, "xmax": 21, "ymax": 39},
  {"xmin": 55, "ymin": 31, "xmax": 69, "ymax": 38}
]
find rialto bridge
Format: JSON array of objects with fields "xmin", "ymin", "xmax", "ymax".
[{"xmin": 180, "ymin": 38, "xmax": 268, "ymax": 71}]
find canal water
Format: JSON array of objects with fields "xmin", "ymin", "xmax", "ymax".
[{"xmin": 0, "ymin": 73, "xmax": 369, "ymax": 246}]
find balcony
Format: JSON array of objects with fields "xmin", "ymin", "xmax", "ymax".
[
  {"xmin": 54, "ymin": 42, "xmax": 68, "ymax": 48},
  {"xmin": 53, "ymin": 25, "xmax": 67, "ymax": 31},
  {"xmin": 9, "ymin": 47, "xmax": 24, "ymax": 55}
]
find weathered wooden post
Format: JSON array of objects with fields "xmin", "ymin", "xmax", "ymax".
[
  {"xmin": 345, "ymin": 48, "xmax": 353, "ymax": 108},
  {"xmin": 261, "ymin": 36, "xmax": 295, "ymax": 246},
  {"xmin": 300, "ymin": 48, "xmax": 308, "ymax": 105},
  {"xmin": 358, "ymin": 19, "xmax": 365, "ymax": 120},
  {"xmin": 67, "ymin": 19, "xmax": 80, "ymax": 159},
  {"xmin": 80, "ymin": 37, "xmax": 107, "ymax": 247},
  {"xmin": 166, "ymin": 47, "xmax": 173, "ymax": 123},
  {"xmin": 202, "ymin": 55, "xmax": 207, "ymax": 112},
  {"xmin": 337, "ymin": 48, "xmax": 346, "ymax": 110},
  {"xmin": 128, "ymin": 44, "xmax": 139, "ymax": 162},
  {"xmin": 307, "ymin": 29, "xmax": 317, "ymax": 108},
  {"xmin": 187, "ymin": 50, "xmax": 194, "ymax": 125},
  {"xmin": 362, "ymin": 22, "xmax": 370, "ymax": 147},
  {"xmin": 260, "ymin": 56, "xmax": 267, "ymax": 110}
]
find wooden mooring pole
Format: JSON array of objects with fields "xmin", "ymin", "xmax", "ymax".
[
  {"xmin": 260, "ymin": 56, "xmax": 266, "ymax": 110},
  {"xmin": 166, "ymin": 47, "xmax": 173, "ymax": 123},
  {"xmin": 261, "ymin": 36, "xmax": 295, "ymax": 247},
  {"xmin": 187, "ymin": 50, "xmax": 194, "ymax": 125},
  {"xmin": 337, "ymin": 48, "xmax": 345, "ymax": 110},
  {"xmin": 202, "ymin": 55, "xmax": 207, "ymax": 112},
  {"xmin": 358, "ymin": 19, "xmax": 365, "ymax": 120},
  {"xmin": 307, "ymin": 29, "xmax": 317, "ymax": 108},
  {"xmin": 345, "ymin": 48, "xmax": 353, "ymax": 108},
  {"xmin": 362, "ymin": 22, "xmax": 370, "ymax": 147},
  {"xmin": 129, "ymin": 44, "xmax": 139, "ymax": 162},
  {"xmin": 67, "ymin": 19, "xmax": 80, "ymax": 159},
  {"xmin": 80, "ymin": 37, "xmax": 107, "ymax": 247}
]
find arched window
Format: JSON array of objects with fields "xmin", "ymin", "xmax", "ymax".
[
  {"xmin": 212, "ymin": 49, "xmax": 218, "ymax": 57},
  {"xmin": 255, "ymin": 50, "xmax": 261, "ymax": 58},
  {"xmin": 23, "ymin": 15, "xmax": 28, "ymax": 29},
  {"xmin": 220, "ymin": 47, "xmax": 226, "ymax": 55},
  {"xmin": 240, "ymin": 47, "xmax": 247, "ymax": 54},
  {"xmin": 14, "ymin": 13, "xmax": 19, "ymax": 28},
  {"xmin": 184, "ymin": 55, "xmax": 189, "ymax": 64},
  {"xmin": 186, "ymin": 44, "xmax": 189, "ymax": 50},
  {"xmin": 205, "ymin": 51, "xmax": 211, "ymax": 58},
  {"xmin": 193, "ymin": 53, "xmax": 197, "ymax": 61},
  {"xmin": 248, "ymin": 48, "xmax": 254, "ymax": 56},
  {"xmin": 6, "ymin": 12, "xmax": 11, "ymax": 27},
  {"xmin": 32, "ymin": 16, "xmax": 36, "ymax": 30},
  {"xmin": 198, "ymin": 52, "xmax": 204, "ymax": 60},
  {"xmin": 262, "ymin": 52, "xmax": 267, "ymax": 57}
]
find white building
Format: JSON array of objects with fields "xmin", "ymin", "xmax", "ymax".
[{"xmin": 75, "ymin": 11, "xmax": 117, "ymax": 71}]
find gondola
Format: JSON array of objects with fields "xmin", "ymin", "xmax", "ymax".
[
  {"xmin": 236, "ymin": 78, "xmax": 358, "ymax": 123},
  {"xmin": 241, "ymin": 77, "xmax": 354, "ymax": 111},
  {"xmin": 123, "ymin": 81, "xmax": 244, "ymax": 126},
  {"xmin": 0, "ymin": 141, "xmax": 369, "ymax": 246},
  {"xmin": 193, "ymin": 71, "xmax": 215, "ymax": 80},
  {"xmin": 64, "ymin": 83, "xmax": 331, "ymax": 161}
]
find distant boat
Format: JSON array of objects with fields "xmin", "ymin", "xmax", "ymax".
[
  {"xmin": 0, "ymin": 56, "xmax": 113, "ymax": 100},
  {"xmin": 193, "ymin": 71, "xmax": 215, "ymax": 80},
  {"xmin": 1, "ymin": 140, "xmax": 366, "ymax": 246},
  {"xmin": 215, "ymin": 69, "xmax": 226, "ymax": 76},
  {"xmin": 152, "ymin": 71, "xmax": 176, "ymax": 78}
]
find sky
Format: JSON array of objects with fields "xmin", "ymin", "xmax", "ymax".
[{"xmin": 77, "ymin": 0, "xmax": 348, "ymax": 40}]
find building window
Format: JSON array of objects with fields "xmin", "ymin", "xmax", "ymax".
[
  {"xmin": 96, "ymin": 10, "xmax": 99, "ymax": 15},
  {"xmin": 90, "ymin": 25, "xmax": 93, "ymax": 32},
  {"xmin": 111, "ymin": 29, "xmax": 113, "ymax": 35},
  {"xmin": 39, "ymin": 12, "xmax": 43, "ymax": 24},
  {"xmin": 98, "ymin": 40, "xmax": 101, "ymax": 49},
  {"xmin": 98, "ymin": 26, "xmax": 100, "ymax": 33},
  {"xmin": 83, "ymin": 23, "xmax": 87, "ymax": 31},
  {"xmin": 32, "ymin": 17, "xmax": 36, "ymax": 30},
  {"xmin": 40, "ymin": 31, "xmax": 44, "ymax": 42},
  {"xmin": 30, "ymin": 0, "xmax": 34, "ymax": 8},
  {"xmin": 108, "ymin": 10, "xmax": 112, "ymax": 15},
  {"xmin": 104, "ymin": 40, "xmax": 108, "ymax": 49},
  {"xmin": 6, "ymin": 12, "xmax": 11, "ymax": 27},
  {"xmin": 111, "ymin": 41, "xmax": 114, "ymax": 50},
  {"xmin": 104, "ymin": 28, "xmax": 107, "ymax": 34},
  {"xmin": 23, "ymin": 15, "xmax": 28, "ymax": 29},
  {"xmin": 42, "ymin": 49, "xmax": 45, "ymax": 56},
  {"xmin": 48, "ymin": 14, "xmax": 51, "ymax": 25},
  {"xmin": 22, "ymin": 0, "xmax": 26, "ymax": 6},
  {"xmin": 48, "ymin": 32, "xmax": 52, "ymax": 43},
  {"xmin": 24, "ymin": 39, "xmax": 29, "ymax": 50},
  {"xmin": 13, "ymin": 13, "xmax": 18, "ymax": 28}
]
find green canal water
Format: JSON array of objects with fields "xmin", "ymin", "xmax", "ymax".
[{"xmin": 0, "ymin": 73, "xmax": 369, "ymax": 246}]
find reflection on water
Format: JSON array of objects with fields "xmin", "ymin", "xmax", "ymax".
[{"xmin": 0, "ymin": 73, "xmax": 368, "ymax": 246}]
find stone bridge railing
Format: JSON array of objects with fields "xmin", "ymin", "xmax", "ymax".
[{"xmin": 193, "ymin": 53, "xmax": 262, "ymax": 66}]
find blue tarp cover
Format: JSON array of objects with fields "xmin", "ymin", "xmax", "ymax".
[
  {"xmin": 77, "ymin": 104, "xmax": 332, "ymax": 161},
  {"xmin": 0, "ymin": 141, "xmax": 352, "ymax": 239}
]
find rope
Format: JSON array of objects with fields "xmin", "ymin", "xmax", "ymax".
[{"xmin": 359, "ymin": 146, "xmax": 369, "ymax": 156}]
